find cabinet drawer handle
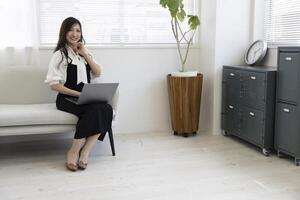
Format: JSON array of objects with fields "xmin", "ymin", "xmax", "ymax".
[
  {"xmin": 229, "ymin": 73, "xmax": 235, "ymax": 76},
  {"xmin": 285, "ymin": 57, "xmax": 292, "ymax": 61},
  {"xmin": 250, "ymin": 76, "xmax": 256, "ymax": 80},
  {"xmin": 228, "ymin": 105, "xmax": 234, "ymax": 109},
  {"xmin": 249, "ymin": 112, "xmax": 255, "ymax": 116},
  {"xmin": 283, "ymin": 108, "xmax": 290, "ymax": 113}
]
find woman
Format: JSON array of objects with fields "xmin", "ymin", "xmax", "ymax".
[{"xmin": 45, "ymin": 17, "xmax": 113, "ymax": 171}]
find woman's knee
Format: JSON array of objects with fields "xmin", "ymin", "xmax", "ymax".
[
  {"xmin": 92, "ymin": 103, "xmax": 112, "ymax": 111},
  {"xmin": 83, "ymin": 103, "xmax": 112, "ymax": 113}
]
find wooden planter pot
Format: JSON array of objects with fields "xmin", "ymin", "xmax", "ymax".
[{"xmin": 167, "ymin": 73, "xmax": 203, "ymax": 137}]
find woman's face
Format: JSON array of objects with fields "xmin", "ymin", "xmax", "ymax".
[{"xmin": 66, "ymin": 23, "xmax": 81, "ymax": 46}]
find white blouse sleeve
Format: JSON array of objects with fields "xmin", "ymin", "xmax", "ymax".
[{"xmin": 45, "ymin": 51, "xmax": 66, "ymax": 86}]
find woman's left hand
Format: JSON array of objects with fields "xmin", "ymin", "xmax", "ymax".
[{"xmin": 77, "ymin": 42, "xmax": 89, "ymax": 57}]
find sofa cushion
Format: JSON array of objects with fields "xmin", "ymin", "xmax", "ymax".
[
  {"xmin": 0, "ymin": 104, "xmax": 78, "ymax": 126},
  {"xmin": 0, "ymin": 66, "xmax": 56, "ymax": 104}
]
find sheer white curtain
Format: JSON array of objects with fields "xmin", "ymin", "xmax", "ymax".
[{"xmin": 0, "ymin": 0, "xmax": 39, "ymax": 66}]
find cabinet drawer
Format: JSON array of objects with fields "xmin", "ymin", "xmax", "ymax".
[
  {"xmin": 222, "ymin": 69, "xmax": 241, "ymax": 103},
  {"xmin": 241, "ymin": 106, "xmax": 264, "ymax": 145},
  {"xmin": 277, "ymin": 52, "xmax": 300, "ymax": 104},
  {"xmin": 222, "ymin": 103, "xmax": 240, "ymax": 135},
  {"xmin": 275, "ymin": 103, "xmax": 300, "ymax": 154},
  {"xmin": 242, "ymin": 72, "xmax": 266, "ymax": 109}
]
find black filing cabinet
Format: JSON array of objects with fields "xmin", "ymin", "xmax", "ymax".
[
  {"xmin": 222, "ymin": 65, "xmax": 277, "ymax": 156},
  {"xmin": 275, "ymin": 47, "xmax": 300, "ymax": 166}
]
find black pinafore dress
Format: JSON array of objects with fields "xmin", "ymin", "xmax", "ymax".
[{"xmin": 56, "ymin": 60, "xmax": 113, "ymax": 141}]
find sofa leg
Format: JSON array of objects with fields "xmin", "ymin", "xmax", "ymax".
[{"xmin": 108, "ymin": 128, "xmax": 115, "ymax": 156}]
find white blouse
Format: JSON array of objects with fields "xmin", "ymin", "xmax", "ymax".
[{"xmin": 45, "ymin": 46, "xmax": 98, "ymax": 86}]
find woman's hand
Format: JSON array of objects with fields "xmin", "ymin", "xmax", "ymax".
[
  {"xmin": 77, "ymin": 42, "xmax": 89, "ymax": 57},
  {"xmin": 76, "ymin": 91, "xmax": 81, "ymax": 97},
  {"xmin": 76, "ymin": 42, "xmax": 102, "ymax": 77}
]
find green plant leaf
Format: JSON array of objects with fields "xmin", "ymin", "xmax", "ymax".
[
  {"xmin": 177, "ymin": 8, "xmax": 186, "ymax": 22},
  {"xmin": 188, "ymin": 15, "xmax": 200, "ymax": 30},
  {"xmin": 160, "ymin": 0, "xmax": 184, "ymax": 17},
  {"xmin": 169, "ymin": 0, "xmax": 180, "ymax": 17},
  {"xmin": 168, "ymin": 0, "xmax": 179, "ymax": 10},
  {"xmin": 160, "ymin": 0, "xmax": 168, "ymax": 8},
  {"xmin": 180, "ymin": 2, "xmax": 184, "ymax": 9}
]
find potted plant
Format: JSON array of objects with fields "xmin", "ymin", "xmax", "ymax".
[{"xmin": 160, "ymin": 0, "xmax": 203, "ymax": 137}]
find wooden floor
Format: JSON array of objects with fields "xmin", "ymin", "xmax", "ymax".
[{"xmin": 0, "ymin": 132, "xmax": 299, "ymax": 200}]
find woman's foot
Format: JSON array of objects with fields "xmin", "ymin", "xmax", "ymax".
[
  {"xmin": 66, "ymin": 150, "xmax": 79, "ymax": 171},
  {"xmin": 77, "ymin": 133, "xmax": 101, "ymax": 170},
  {"xmin": 78, "ymin": 149, "xmax": 89, "ymax": 170},
  {"xmin": 65, "ymin": 162, "xmax": 78, "ymax": 171},
  {"xmin": 78, "ymin": 160, "xmax": 88, "ymax": 170}
]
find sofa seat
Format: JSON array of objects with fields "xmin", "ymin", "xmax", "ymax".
[
  {"xmin": 0, "ymin": 103, "xmax": 117, "ymax": 127},
  {"xmin": 0, "ymin": 104, "xmax": 78, "ymax": 126}
]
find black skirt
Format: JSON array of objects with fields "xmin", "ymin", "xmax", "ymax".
[{"xmin": 56, "ymin": 94, "xmax": 113, "ymax": 141}]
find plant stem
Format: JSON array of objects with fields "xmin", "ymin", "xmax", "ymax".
[
  {"xmin": 172, "ymin": 17, "xmax": 197, "ymax": 72},
  {"xmin": 179, "ymin": 29, "xmax": 192, "ymax": 42},
  {"xmin": 171, "ymin": 19, "xmax": 176, "ymax": 39},
  {"xmin": 176, "ymin": 20, "xmax": 189, "ymax": 43},
  {"xmin": 173, "ymin": 17, "xmax": 184, "ymax": 71},
  {"xmin": 183, "ymin": 30, "xmax": 196, "ymax": 67}
]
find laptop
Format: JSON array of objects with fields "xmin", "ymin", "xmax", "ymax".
[{"xmin": 66, "ymin": 83, "xmax": 119, "ymax": 105}]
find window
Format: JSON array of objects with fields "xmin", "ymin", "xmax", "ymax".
[
  {"xmin": 264, "ymin": 0, "xmax": 300, "ymax": 45},
  {"xmin": 39, "ymin": 0, "xmax": 197, "ymax": 46}
]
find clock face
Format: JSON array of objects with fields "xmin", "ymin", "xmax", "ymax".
[{"xmin": 245, "ymin": 40, "xmax": 267, "ymax": 65}]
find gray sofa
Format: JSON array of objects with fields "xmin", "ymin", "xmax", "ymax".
[{"xmin": 0, "ymin": 65, "xmax": 118, "ymax": 155}]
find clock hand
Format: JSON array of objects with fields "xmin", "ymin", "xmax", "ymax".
[
  {"xmin": 253, "ymin": 49, "xmax": 261, "ymax": 61},
  {"xmin": 254, "ymin": 49, "xmax": 260, "ymax": 55},
  {"xmin": 250, "ymin": 50, "xmax": 260, "ymax": 63}
]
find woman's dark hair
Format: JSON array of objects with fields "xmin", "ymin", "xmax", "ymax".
[{"xmin": 54, "ymin": 17, "xmax": 85, "ymax": 65}]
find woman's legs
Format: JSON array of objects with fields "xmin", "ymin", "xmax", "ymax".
[
  {"xmin": 79, "ymin": 133, "xmax": 101, "ymax": 164},
  {"xmin": 67, "ymin": 138, "xmax": 86, "ymax": 165}
]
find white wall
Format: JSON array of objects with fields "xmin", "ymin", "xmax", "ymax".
[
  {"xmin": 197, "ymin": 0, "xmax": 217, "ymax": 133},
  {"xmin": 262, "ymin": 48, "xmax": 277, "ymax": 67}
]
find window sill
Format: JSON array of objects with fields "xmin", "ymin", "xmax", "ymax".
[{"xmin": 39, "ymin": 43, "xmax": 201, "ymax": 50}]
